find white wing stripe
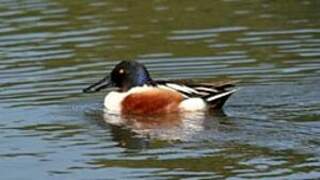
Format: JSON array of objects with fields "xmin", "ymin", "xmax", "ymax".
[
  {"xmin": 157, "ymin": 84, "xmax": 191, "ymax": 98},
  {"xmin": 165, "ymin": 83, "xmax": 197, "ymax": 94},
  {"xmin": 206, "ymin": 89, "xmax": 237, "ymax": 102},
  {"xmin": 194, "ymin": 87, "xmax": 219, "ymax": 93},
  {"xmin": 165, "ymin": 83, "xmax": 212, "ymax": 96}
]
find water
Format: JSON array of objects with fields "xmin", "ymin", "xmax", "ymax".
[{"xmin": 1, "ymin": 0, "xmax": 320, "ymax": 179}]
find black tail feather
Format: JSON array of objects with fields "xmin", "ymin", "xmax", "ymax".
[{"xmin": 207, "ymin": 92, "xmax": 234, "ymax": 109}]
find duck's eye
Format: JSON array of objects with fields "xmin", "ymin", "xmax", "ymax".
[{"xmin": 119, "ymin": 69, "xmax": 125, "ymax": 74}]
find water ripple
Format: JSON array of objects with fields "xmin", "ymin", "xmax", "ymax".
[{"xmin": 0, "ymin": 0, "xmax": 320, "ymax": 179}]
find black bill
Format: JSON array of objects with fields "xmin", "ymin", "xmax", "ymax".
[{"xmin": 83, "ymin": 76, "xmax": 112, "ymax": 93}]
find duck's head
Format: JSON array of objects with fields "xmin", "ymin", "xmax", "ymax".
[{"xmin": 83, "ymin": 61, "xmax": 154, "ymax": 93}]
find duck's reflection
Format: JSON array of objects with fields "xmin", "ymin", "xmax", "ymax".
[{"xmin": 103, "ymin": 109, "xmax": 230, "ymax": 148}]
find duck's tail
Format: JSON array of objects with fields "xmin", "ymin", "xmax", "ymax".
[{"xmin": 205, "ymin": 88, "xmax": 238, "ymax": 109}]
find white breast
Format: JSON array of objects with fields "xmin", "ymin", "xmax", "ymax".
[
  {"xmin": 104, "ymin": 86, "xmax": 156, "ymax": 113},
  {"xmin": 104, "ymin": 91, "xmax": 128, "ymax": 113}
]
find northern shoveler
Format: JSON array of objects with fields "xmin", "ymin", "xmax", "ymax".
[{"xmin": 83, "ymin": 60, "xmax": 237, "ymax": 115}]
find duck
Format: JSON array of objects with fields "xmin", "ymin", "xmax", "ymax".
[{"xmin": 83, "ymin": 60, "xmax": 237, "ymax": 115}]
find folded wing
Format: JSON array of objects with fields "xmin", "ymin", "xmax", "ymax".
[{"xmin": 156, "ymin": 80, "xmax": 238, "ymax": 109}]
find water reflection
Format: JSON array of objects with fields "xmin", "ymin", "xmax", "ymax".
[
  {"xmin": 103, "ymin": 109, "xmax": 230, "ymax": 142},
  {"xmin": 1, "ymin": 0, "xmax": 320, "ymax": 179}
]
